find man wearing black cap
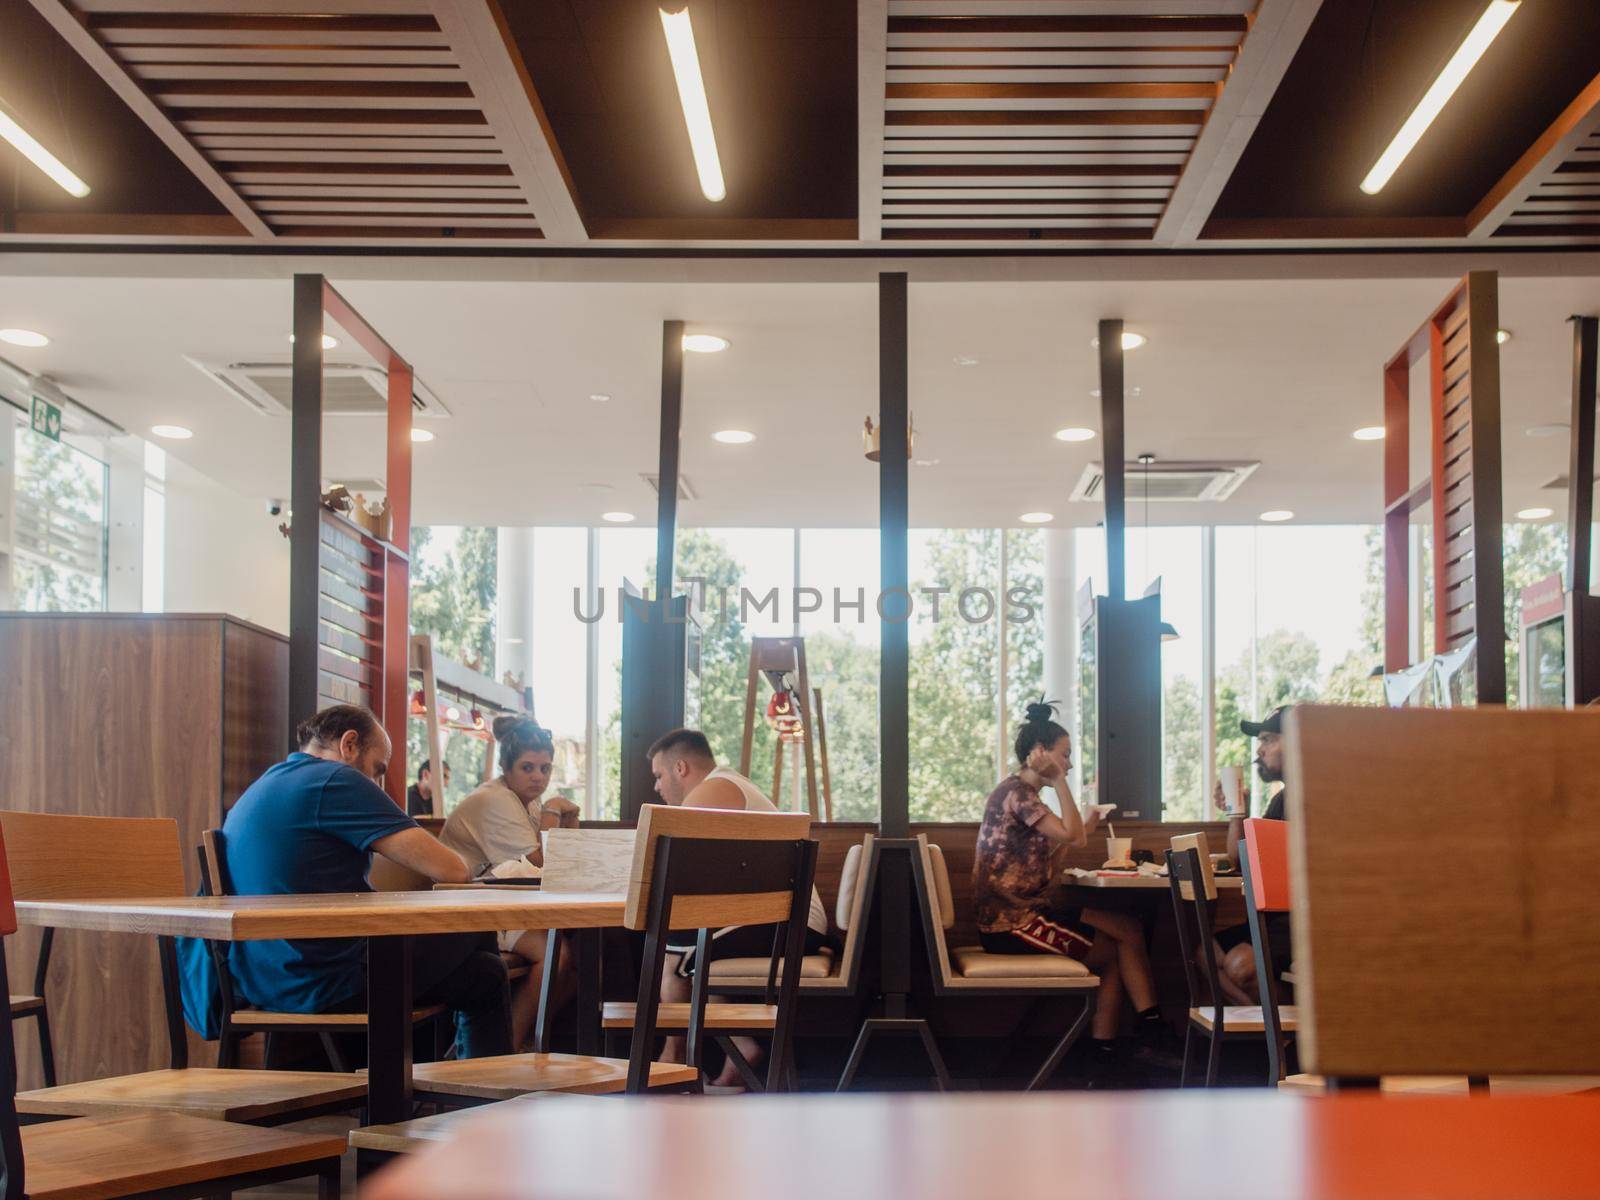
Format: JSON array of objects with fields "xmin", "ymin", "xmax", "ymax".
[{"xmin": 1210, "ymin": 705, "xmax": 1292, "ymax": 999}]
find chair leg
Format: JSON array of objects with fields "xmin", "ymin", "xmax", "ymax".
[
  {"xmin": 318, "ymin": 1031, "xmax": 350, "ymax": 1074},
  {"xmin": 1204, "ymin": 1031, "xmax": 1223, "ymax": 1088},
  {"xmin": 1180, "ymin": 1022, "xmax": 1195, "ymax": 1088},
  {"xmin": 1025, "ymin": 993, "xmax": 1094, "ymax": 1092},
  {"xmin": 262, "ymin": 1032, "xmax": 278, "ymax": 1069},
  {"xmin": 317, "ymin": 1157, "xmax": 342, "ymax": 1200},
  {"xmin": 714, "ymin": 1036, "xmax": 765, "ymax": 1092},
  {"xmin": 34, "ymin": 1011, "xmax": 56, "ymax": 1089}
]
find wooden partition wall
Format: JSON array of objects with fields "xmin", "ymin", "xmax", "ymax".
[
  {"xmin": 0, "ymin": 613, "xmax": 288, "ymax": 1087},
  {"xmin": 1382, "ymin": 270, "xmax": 1507, "ymax": 702}
]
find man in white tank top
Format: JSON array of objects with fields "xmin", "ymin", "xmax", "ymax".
[{"xmin": 647, "ymin": 728, "xmax": 829, "ymax": 1091}]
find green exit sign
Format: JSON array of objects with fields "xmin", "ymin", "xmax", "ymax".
[{"xmin": 30, "ymin": 395, "xmax": 61, "ymax": 443}]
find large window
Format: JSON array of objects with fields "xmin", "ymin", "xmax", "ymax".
[{"xmin": 8, "ymin": 410, "xmax": 109, "ymax": 612}]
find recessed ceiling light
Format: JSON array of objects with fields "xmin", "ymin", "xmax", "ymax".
[
  {"xmin": 0, "ymin": 110, "xmax": 90, "ymax": 198},
  {"xmin": 659, "ymin": 5, "xmax": 726, "ymax": 203},
  {"xmin": 287, "ymin": 333, "xmax": 339, "ymax": 351},
  {"xmin": 682, "ymin": 334, "xmax": 729, "ymax": 353},
  {"xmin": 1055, "ymin": 427, "xmax": 1096, "ymax": 443},
  {"xmin": 0, "ymin": 328, "xmax": 49, "ymax": 348},
  {"xmin": 1516, "ymin": 506, "xmax": 1553, "ymax": 520},
  {"xmin": 913, "ymin": 458, "xmax": 941, "ymax": 467},
  {"xmin": 589, "ymin": 393, "xmax": 611, "ymax": 403},
  {"xmin": 151, "ymin": 424, "xmax": 193, "ymax": 440},
  {"xmin": 602, "ymin": 511, "xmax": 635, "ymax": 523},
  {"xmin": 711, "ymin": 429, "xmax": 754, "ymax": 444},
  {"xmin": 1019, "ymin": 512, "xmax": 1054, "ymax": 524},
  {"xmin": 1359, "ymin": 0, "xmax": 1521, "ymax": 194},
  {"xmin": 1496, "ymin": 328, "xmax": 1512, "ymax": 345},
  {"xmin": 410, "ymin": 427, "xmax": 435, "ymax": 443},
  {"xmin": 1352, "ymin": 426, "xmax": 1387, "ymax": 441},
  {"xmin": 1260, "ymin": 510, "xmax": 1295, "ymax": 523},
  {"xmin": 1089, "ymin": 332, "xmax": 1147, "ymax": 351},
  {"xmin": 1526, "ymin": 423, "xmax": 1569, "ymax": 439},
  {"xmin": 953, "ymin": 355, "xmax": 979, "ymax": 367},
  {"xmin": 1090, "ymin": 387, "xmax": 1141, "ymax": 399}
]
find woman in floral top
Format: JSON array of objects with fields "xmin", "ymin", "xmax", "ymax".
[{"xmin": 973, "ymin": 700, "xmax": 1170, "ymax": 1062}]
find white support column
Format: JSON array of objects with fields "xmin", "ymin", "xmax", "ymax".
[
  {"xmin": 496, "ymin": 526, "xmax": 536, "ymax": 688},
  {"xmin": 584, "ymin": 528, "xmax": 600, "ymax": 816},
  {"xmin": 1042, "ymin": 528, "xmax": 1077, "ymax": 795},
  {"xmin": 1201, "ymin": 526, "xmax": 1217, "ymax": 813},
  {"xmin": 105, "ymin": 437, "xmax": 145, "ymax": 612},
  {"xmin": 995, "ymin": 527, "xmax": 1010, "ymax": 784}
]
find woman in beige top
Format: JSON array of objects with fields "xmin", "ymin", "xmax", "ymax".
[{"xmin": 440, "ymin": 716, "xmax": 578, "ymax": 1048}]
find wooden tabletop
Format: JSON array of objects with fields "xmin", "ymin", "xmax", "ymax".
[
  {"xmin": 363, "ymin": 1091, "xmax": 1600, "ymax": 1200},
  {"xmin": 15, "ymin": 889, "xmax": 626, "ymax": 941},
  {"xmin": 1064, "ymin": 869, "xmax": 1244, "ymax": 890}
]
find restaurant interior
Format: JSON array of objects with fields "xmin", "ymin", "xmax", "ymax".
[{"xmin": 1, "ymin": 0, "xmax": 1599, "ymax": 1196}]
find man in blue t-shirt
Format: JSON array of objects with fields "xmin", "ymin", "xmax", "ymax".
[{"xmin": 222, "ymin": 704, "xmax": 512, "ymax": 1057}]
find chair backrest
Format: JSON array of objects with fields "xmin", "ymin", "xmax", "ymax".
[
  {"xmin": 831, "ymin": 836, "xmax": 876, "ymax": 986},
  {"xmin": 913, "ymin": 835, "xmax": 956, "ymax": 987},
  {"xmin": 1169, "ymin": 831, "xmax": 1216, "ymax": 901},
  {"xmin": 623, "ymin": 804, "xmax": 812, "ymax": 931},
  {"xmin": 1241, "ymin": 818, "xmax": 1290, "ymax": 913},
  {"xmin": 0, "ymin": 812, "xmax": 186, "ymax": 899},
  {"xmin": 1288, "ymin": 704, "xmax": 1600, "ymax": 1077},
  {"xmin": 199, "ymin": 829, "xmax": 230, "ymax": 897},
  {"xmin": 542, "ymin": 829, "xmax": 636, "ymax": 895}
]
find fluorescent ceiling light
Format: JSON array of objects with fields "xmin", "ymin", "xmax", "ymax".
[
  {"xmin": 602, "ymin": 511, "xmax": 635, "ymax": 523},
  {"xmin": 1516, "ymin": 506, "xmax": 1553, "ymax": 521},
  {"xmin": 589, "ymin": 393, "xmax": 611, "ymax": 403},
  {"xmin": 1055, "ymin": 427, "xmax": 1096, "ymax": 443},
  {"xmin": 1352, "ymin": 426, "xmax": 1386, "ymax": 441},
  {"xmin": 682, "ymin": 333, "xmax": 729, "ymax": 353},
  {"xmin": 410, "ymin": 427, "xmax": 435, "ymax": 443},
  {"xmin": 711, "ymin": 429, "xmax": 754, "ymax": 444},
  {"xmin": 151, "ymin": 424, "xmax": 193, "ymax": 440},
  {"xmin": 1359, "ymin": 1, "xmax": 1521, "ymax": 195},
  {"xmin": 288, "ymin": 333, "xmax": 339, "ymax": 351},
  {"xmin": 1525, "ymin": 423, "xmax": 1568, "ymax": 439},
  {"xmin": 1019, "ymin": 512, "xmax": 1054, "ymax": 524},
  {"xmin": 659, "ymin": 6, "xmax": 726, "ymax": 202},
  {"xmin": 953, "ymin": 355, "xmax": 979, "ymax": 366},
  {"xmin": 1260, "ymin": 510, "xmax": 1295, "ymax": 523},
  {"xmin": 0, "ymin": 328, "xmax": 49, "ymax": 348},
  {"xmin": 1090, "ymin": 332, "xmax": 1147, "ymax": 351},
  {"xmin": 0, "ymin": 109, "xmax": 90, "ymax": 198}
]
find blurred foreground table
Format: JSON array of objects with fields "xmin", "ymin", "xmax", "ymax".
[{"xmin": 365, "ymin": 1091, "xmax": 1600, "ymax": 1200}]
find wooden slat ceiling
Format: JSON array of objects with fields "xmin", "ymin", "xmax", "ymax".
[
  {"xmin": 877, "ymin": 0, "xmax": 1253, "ymax": 240},
  {"xmin": 1493, "ymin": 128, "xmax": 1600, "ymax": 241},
  {"xmin": 69, "ymin": 0, "xmax": 541, "ymax": 239}
]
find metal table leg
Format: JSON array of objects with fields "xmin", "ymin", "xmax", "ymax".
[{"xmin": 574, "ymin": 928, "xmax": 602, "ymax": 1056}]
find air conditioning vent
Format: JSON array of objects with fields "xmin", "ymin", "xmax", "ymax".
[
  {"xmin": 1071, "ymin": 460, "xmax": 1259, "ymax": 503},
  {"xmin": 1541, "ymin": 473, "xmax": 1600, "ymax": 491},
  {"xmin": 183, "ymin": 357, "xmax": 450, "ymax": 419},
  {"xmin": 642, "ymin": 473, "xmax": 698, "ymax": 501}
]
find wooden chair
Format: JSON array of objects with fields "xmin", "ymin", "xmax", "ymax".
[
  {"xmin": 349, "ymin": 1093, "xmax": 591, "ymax": 1166},
  {"xmin": 1285, "ymin": 704, "xmax": 1600, "ymax": 1090},
  {"xmin": 0, "ymin": 811, "xmax": 366, "ymax": 1126},
  {"xmin": 0, "ymin": 820, "xmax": 348, "ymax": 1200},
  {"xmin": 1239, "ymin": 818, "xmax": 1300, "ymax": 1084},
  {"xmin": 909, "ymin": 836, "xmax": 1099, "ymax": 1091},
  {"xmin": 409, "ymin": 804, "xmax": 814, "ymax": 1103},
  {"xmin": 1166, "ymin": 831, "xmax": 1297, "ymax": 1087},
  {"xmin": 597, "ymin": 804, "xmax": 820, "ymax": 1092},
  {"xmin": 199, "ymin": 828, "xmax": 446, "ymax": 1072}
]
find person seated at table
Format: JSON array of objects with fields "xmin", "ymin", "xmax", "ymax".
[
  {"xmin": 222, "ymin": 704, "xmax": 513, "ymax": 1058},
  {"xmin": 647, "ymin": 727, "xmax": 831, "ymax": 1092},
  {"xmin": 440, "ymin": 715, "xmax": 579, "ymax": 1049},
  {"xmin": 973, "ymin": 699, "xmax": 1177, "ymax": 1076},
  {"xmin": 1210, "ymin": 706, "xmax": 1295, "ymax": 1000},
  {"xmin": 406, "ymin": 757, "xmax": 450, "ymax": 817}
]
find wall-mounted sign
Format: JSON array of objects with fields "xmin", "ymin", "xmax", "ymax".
[{"xmin": 30, "ymin": 394, "xmax": 61, "ymax": 443}]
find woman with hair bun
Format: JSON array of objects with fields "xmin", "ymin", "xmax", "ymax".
[
  {"xmin": 971, "ymin": 698, "xmax": 1175, "ymax": 1081},
  {"xmin": 441, "ymin": 714, "xmax": 579, "ymax": 1048}
]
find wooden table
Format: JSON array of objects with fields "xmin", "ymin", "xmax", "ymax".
[
  {"xmin": 1064, "ymin": 868, "xmax": 1244, "ymax": 890},
  {"xmin": 363, "ymin": 1091, "xmax": 1600, "ymax": 1200},
  {"xmin": 16, "ymin": 890, "xmax": 626, "ymax": 1125}
]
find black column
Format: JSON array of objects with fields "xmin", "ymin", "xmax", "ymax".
[
  {"xmin": 1098, "ymin": 318, "xmax": 1126, "ymax": 602},
  {"xmin": 1568, "ymin": 316, "xmax": 1598, "ymax": 595},
  {"xmin": 288, "ymin": 274, "xmax": 325, "ymax": 738},
  {"xmin": 878, "ymin": 273, "xmax": 910, "ymax": 838}
]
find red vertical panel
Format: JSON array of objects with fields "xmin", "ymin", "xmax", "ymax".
[{"xmin": 382, "ymin": 363, "xmax": 413, "ymax": 809}]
